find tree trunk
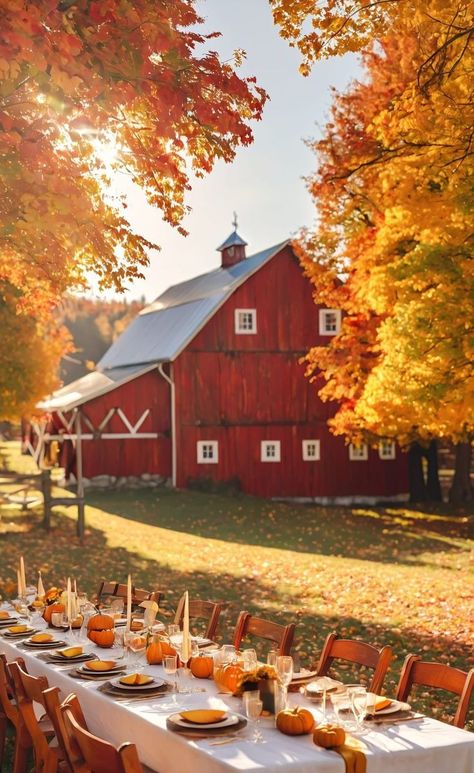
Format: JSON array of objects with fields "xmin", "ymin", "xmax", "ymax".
[
  {"xmin": 448, "ymin": 442, "xmax": 473, "ymax": 505},
  {"xmin": 425, "ymin": 440, "xmax": 443, "ymax": 502},
  {"xmin": 408, "ymin": 443, "xmax": 427, "ymax": 502}
]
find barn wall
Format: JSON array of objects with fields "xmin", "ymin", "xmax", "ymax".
[
  {"xmin": 55, "ymin": 369, "xmax": 171, "ymax": 478},
  {"xmin": 174, "ymin": 245, "xmax": 408, "ymax": 497}
]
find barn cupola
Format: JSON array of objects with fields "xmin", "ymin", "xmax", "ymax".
[{"xmin": 217, "ymin": 213, "xmax": 247, "ymax": 268}]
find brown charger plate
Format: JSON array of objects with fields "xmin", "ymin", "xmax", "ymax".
[
  {"xmin": 166, "ymin": 714, "xmax": 247, "ymax": 738},
  {"xmin": 69, "ymin": 667, "xmax": 126, "ymax": 681},
  {"xmin": 97, "ymin": 680, "xmax": 172, "ymax": 700}
]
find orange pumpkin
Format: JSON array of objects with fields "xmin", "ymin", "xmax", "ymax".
[
  {"xmin": 43, "ymin": 603, "xmax": 65, "ymax": 625},
  {"xmin": 87, "ymin": 614, "xmax": 115, "ymax": 648},
  {"xmin": 88, "ymin": 629, "xmax": 115, "ymax": 648},
  {"xmin": 276, "ymin": 707, "xmax": 315, "ymax": 736},
  {"xmin": 313, "ymin": 724, "xmax": 346, "ymax": 748},
  {"xmin": 190, "ymin": 655, "xmax": 214, "ymax": 679},
  {"xmin": 146, "ymin": 636, "xmax": 163, "ymax": 665},
  {"xmin": 214, "ymin": 663, "xmax": 244, "ymax": 695}
]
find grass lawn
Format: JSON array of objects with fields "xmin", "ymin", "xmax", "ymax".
[{"xmin": 1, "ymin": 441, "xmax": 473, "ymax": 730}]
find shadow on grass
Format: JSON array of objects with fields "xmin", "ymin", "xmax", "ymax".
[
  {"xmin": 0, "ymin": 509, "xmax": 472, "ymax": 732},
  {"xmin": 82, "ymin": 488, "xmax": 473, "ymax": 568}
]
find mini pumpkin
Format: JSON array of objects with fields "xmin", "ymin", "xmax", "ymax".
[
  {"xmin": 43, "ymin": 602, "xmax": 65, "ymax": 625},
  {"xmin": 214, "ymin": 663, "xmax": 244, "ymax": 695},
  {"xmin": 87, "ymin": 613, "xmax": 115, "ymax": 648},
  {"xmin": 276, "ymin": 707, "xmax": 315, "ymax": 736},
  {"xmin": 146, "ymin": 636, "xmax": 163, "ymax": 665},
  {"xmin": 190, "ymin": 654, "xmax": 214, "ymax": 679},
  {"xmin": 313, "ymin": 724, "xmax": 346, "ymax": 749}
]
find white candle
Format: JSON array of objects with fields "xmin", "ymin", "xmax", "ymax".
[
  {"xmin": 20, "ymin": 556, "xmax": 26, "ymax": 596},
  {"xmin": 37, "ymin": 571, "xmax": 45, "ymax": 597},
  {"xmin": 17, "ymin": 569, "xmax": 21, "ymax": 599},
  {"xmin": 126, "ymin": 574, "xmax": 132, "ymax": 632},
  {"xmin": 182, "ymin": 590, "xmax": 190, "ymax": 663},
  {"xmin": 67, "ymin": 577, "xmax": 71, "ymax": 623},
  {"xmin": 73, "ymin": 579, "xmax": 77, "ymax": 595}
]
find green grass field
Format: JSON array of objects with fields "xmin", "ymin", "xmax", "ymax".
[{"xmin": 1, "ymin": 441, "xmax": 473, "ymax": 730}]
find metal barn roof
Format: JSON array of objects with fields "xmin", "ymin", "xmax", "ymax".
[
  {"xmin": 98, "ymin": 239, "xmax": 288, "ymax": 371},
  {"xmin": 38, "ymin": 364, "xmax": 156, "ymax": 412},
  {"xmin": 39, "ymin": 239, "xmax": 289, "ymax": 411}
]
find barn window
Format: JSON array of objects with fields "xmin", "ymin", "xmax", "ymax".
[
  {"xmin": 319, "ymin": 309, "xmax": 341, "ymax": 336},
  {"xmin": 261, "ymin": 440, "xmax": 281, "ymax": 462},
  {"xmin": 349, "ymin": 443, "xmax": 368, "ymax": 461},
  {"xmin": 235, "ymin": 308, "xmax": 257, "ymax": 334},
  {"xmin": 379, "ymin": 440, "xmax": 396, "ymax": 460},
  {"xmin": 302, "ymin": 439, "xmax": 320, "ymax": 461},
  {"xmin": 197, "ymin": 440, "xmax": 218, "ymax": 464}
]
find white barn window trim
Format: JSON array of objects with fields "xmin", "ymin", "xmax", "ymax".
[
  {"xmin": 261, "ymin": 440, "xmax": 281, "ymax": 462},
  {"xmin": 379, "ymin": 440, "xmax": 396, "ymax": 460},
  {"xmin": 235, "ymin": 308, "xmax": 257, "ymax": 334},
  {"xmin": 197, "ymin": 440, "xmax": 218, "ymax": 464},
  {"xmin": 302, "ymin": 439, "xmax": 320, "ymax": 461},
  {"xmin": 319, "ymin": 308, "xmax": 341, "ymax": 336},
  {"xmin": 349, "ymin": 443, "xmax": 368, "ymax": 461}
]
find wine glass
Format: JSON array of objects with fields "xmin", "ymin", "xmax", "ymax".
[
  {"xmin": 348, "ymin": 686, "xmax": 367, "ymax": 732},
  {"xmin": 276, "ymin": 655, "xmax": 293, "ymax": 708},
  {"xmin": 243, "ymin": 692, "xmax": 263, "ymax": 743},
  {"xmin": 129, "ymin": 634, "xmax": 147, "ymax": 666}
]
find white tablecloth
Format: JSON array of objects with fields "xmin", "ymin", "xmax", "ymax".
[{"xmin": 1, "ymin": 628, "xmax": 474, "ymax": 773}]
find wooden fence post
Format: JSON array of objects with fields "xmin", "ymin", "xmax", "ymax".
[{"xmin": 40, "ymin": 469, "xmax": 52, "ymax": 531}]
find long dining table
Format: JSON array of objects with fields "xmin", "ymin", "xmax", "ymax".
[{"xmin": 1, "ymin": 622, "xmax": 474, "ymax": 773}]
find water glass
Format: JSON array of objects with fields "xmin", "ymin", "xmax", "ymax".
[
  {"xmin": 330, "ymin": 693, "xmax": 358, "ymax": 732},
  {"xmin": 163, "ymin": 654, "xmax": 179, "ymax": 692},
  {"xmin": 365, "ymin": 692, "xmax": 377, "ymax": 721},
  {"xmin": 167, "ymin": 624, "xmax": 180, "ymax": 637},
  {"xmin": 348, "ymin": 686, "xmax": 367, "ymax": 730},
  {"xmin": 267, "ymin": 649, "xmax": 277, "ymax": 667},
  {"xmin": 243, "ymin": 691, "xmax": 263, "ymax": 743},
  {"xmin": 242, "ymin": 648, "xmax": 257, "ymax": 670},
  {"xmin": 51, "ymin": 611, "xmax": 65, "ymax": 628}
]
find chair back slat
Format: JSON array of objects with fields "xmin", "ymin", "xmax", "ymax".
[
  {"xmin": 316, "ymin": 633, "xmax": 393, "ymax": 694},
  {"xmin": 174, "ymin": 598, "xmax": 222, "ymax": 641},
  {"xmin": 396, "ymin": 655, "xmax": 474, "ymax": 728},
  {"xmin": 0, "ymin": 655, "xmax": 32, "ymax": 773},
  {"xmin": 97, "ymin": 581, "xmax": 162, "ymax": 610},
  {"xmin": 0, "ymin": 653, "xmax": 19, "ymax": 726},
  {"xmin": 60, "ymin": 694, "xmax": 143, "ymax": 773},
  {"xmin": 233, "ymin": 611, "xmax": 295, "ymax": 655},
  {"xmin": 9, "ymin": 660, "xmax": 61, "ymax": 773}
]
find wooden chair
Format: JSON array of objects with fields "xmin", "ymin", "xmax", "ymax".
[
  {"xmin": 96, "ymin": 581, "xmax": 162, "ymax": 611},
  {"xmin": 174, "ymin": 598, "xmax": 222, "ymax": 641},
  {"xmin": 9, "ymin": 660, "xmax": 65, "ymax": 773},
  {"xmin": 0, "ymin": 655, "xmax": 31, "ymax": 773},
  {"xmin": 396, "ymin": 654, "xmax": 474, "ymax": 728},
  {"xmin": 60, "ymin": 693, "xmax": 143, "ymax": 773},
  {"xmin": 232, "ymin": 611, "xmax": 295, "ymax": 656},
  {"xmin": 315, "ymin": 633, "xmax": 393, "ymax": 694}
]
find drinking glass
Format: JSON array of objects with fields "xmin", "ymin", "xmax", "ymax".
[
  {"xmin": 242, "ymin": 648, "xmax": 257, "ymax": 670},
  {"xmin": 123, "ymin": 630, "xmax": 136, "ymax": 663},
  {"xmin": 330, "ymin": 693, "xmax": 358, "ymax": 732},
  {"xmin": 276, "ymin": 655, "xmax": 293, "ymax": 708},
  {"xmin": 51, "ymin": 611, "xmax": 64, "ymax": 628},
  {"xmin": 267, "ymin": 650, "xmax": 277, "ymax": 667},
  {"xmin": 163, "ymin": 654, "xmax": 179, "ymax": 693},
  {"xmin": 129, "ymin": 634, "xmax": 147, "ymax": 665},
  {"xmin": 365, "ymin": 692, "xmax": 377, "ymax": 723},
  {"xmin": 348, "ymin": 686, "xmax": 367, "ymax": 731},
  {"xmin": 243, "ymin": 692, "xmax": 263, "ymax": 743},
  {"xmin": 167, "ymin": 624, "xmax": 180, "ymax": 637}
]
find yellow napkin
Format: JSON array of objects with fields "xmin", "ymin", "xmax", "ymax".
[{"xmin": 335, "ymin": 736, "xmax": 367, "ymax": 773}]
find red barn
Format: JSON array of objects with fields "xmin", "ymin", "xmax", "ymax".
[{"xmin": 39, "ymin": 232, "xmax": 408, "ymax": 502}]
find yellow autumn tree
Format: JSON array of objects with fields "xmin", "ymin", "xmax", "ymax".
[{"xmin": 276, "ymin": 4, "xmax": 474, "ymax": 501}]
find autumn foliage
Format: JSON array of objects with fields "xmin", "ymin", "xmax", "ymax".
[
  {"xmin": 0, "ymin": 0, "xmax": 266, "ymax": 317},
  {"xmin": 271, "ymin": 3, "xmax": 473, "ymax": 461}
]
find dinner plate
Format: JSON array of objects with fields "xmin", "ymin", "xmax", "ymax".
[
  {"xmin": 78, "ymin": 664, "xmax": 124, "ymax": 676},
  {"xmin": 168, "ymin": 712, "xmax": 240, "ymax": 730},
  {"xmin": 306, "ymin": 677, "xmax": 343, "ymax": 694},
  {"xmin": 2, "ymin": 627, "xmax": 37, "ymax": 638},
  {"xmin": 291, "ymin": 669, "xmax": 318, "ymax": 682},
  {"xmin": 374, "ymin": 699, "xmax": 410, "ymax": 716},
  {"xmin": 48, "ymin": 652, "xmax": 96, "ymax": 663},
  {"xmin": 23, "ymin": 638, "xmax": 66, "ymax": 648},
  {"xmin": 0, "ymin": 617, "xmax": 18, "ymax": 626},
  {"xmin": 110, "ymin": 676, "xmax": 165, "ymax": 692}
]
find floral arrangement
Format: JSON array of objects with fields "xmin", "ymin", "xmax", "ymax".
[
  {"xmin": 237, "ymin": 664, "xmax": 277, "ymax": 693},
  {"xmin": 44, "ymin": 586, "xmax": 62, "ymax": 604}
]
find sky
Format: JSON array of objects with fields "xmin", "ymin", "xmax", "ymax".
[{"xmin": 105, "ymin": 0, "xmax": 360, "ymax": 303}]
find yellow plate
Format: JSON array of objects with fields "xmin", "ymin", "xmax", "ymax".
[
  {"xmin": 180, "ymin": 710, "xmax": 227, "ymax": 725},
  {"xmin": 84, "ymin": 660, "xmax": 117, "ymax": 672}
]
